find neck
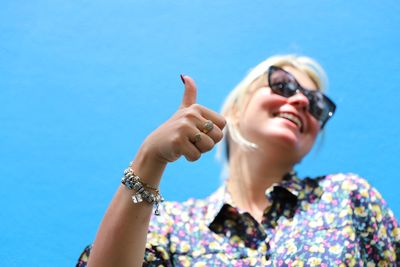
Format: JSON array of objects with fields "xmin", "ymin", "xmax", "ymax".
[{"xmin": 227, "ymin": 145, "xmax": 294, "ymax": 222}]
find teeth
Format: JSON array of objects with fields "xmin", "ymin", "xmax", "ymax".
[{"xmin": 276, "ymin": 113, "xmax": 303, "ymax": 129}]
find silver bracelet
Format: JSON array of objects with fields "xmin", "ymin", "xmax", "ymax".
[{"xmin": 121, "ymin": 165, "xmax": 164, "ymax": 216}]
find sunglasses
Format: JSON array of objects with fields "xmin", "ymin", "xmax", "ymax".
[{"xmin": 267, "ymin": 66, "xmax": 336, "ymax": 128}]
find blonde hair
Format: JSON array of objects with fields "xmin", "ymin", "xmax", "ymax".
[{"xmin": 219, "ymin": 54, "xmax": 328, "ymax": 160}]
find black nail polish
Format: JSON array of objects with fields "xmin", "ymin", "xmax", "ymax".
[{"xmin": 180, "ymin": 74, "xmax": 185, "ymax": 84}]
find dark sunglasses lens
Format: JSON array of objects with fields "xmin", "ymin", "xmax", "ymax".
[
  {"xmin": 270, "ymin": 83, "xmax": 297, "ymax": 97},
  {"xmin": 268, "ymin": 66, "xmax": 336, "ymax": 127},
  {"xmin": 306, "ymin": 91, "xmax": 335, "ymax": 125},
  {"xmin": 269, "ymin": 68, "xmax": 298, "ymax": 97}
]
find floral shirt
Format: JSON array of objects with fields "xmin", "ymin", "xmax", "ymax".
[{"xmin": 77, "ymin": 173, "xmax": 400, "ymax": 266}]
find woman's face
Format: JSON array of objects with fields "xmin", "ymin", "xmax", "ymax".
[{"xmin": 237, "ymin": 65, "xmax": 320, "ymax": 163}]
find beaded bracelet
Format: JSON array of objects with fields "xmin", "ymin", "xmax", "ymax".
[{"xmin": 121, "ymin": 165, "xmax": 164, "ymax": 216}]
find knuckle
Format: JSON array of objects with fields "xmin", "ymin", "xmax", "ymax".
[
  {"xmin": 210, "ymin": 130, "xmax": 223, "ymax": 143},
  {"xmin": 203, "ymin": 143, "xmax": 214, "ymax": 152},
  {"xmin": 206, "ymin": 138, "xmax": 216, "ymax": 149},
  {"xmin": 193, "ymin": 154, "xmax": 201, "ymax": 161},
  {"xmin": 221, "ymin": 117, "xmax": 227, "ymax": 128},
  {"xmin": 178, "ymin": 119, "xmax": 192, "ymax": 131},
  {"xmin": 171, "ymin": 135, "xmax": 183, "ymax": 147},
  {"xmin": 199, "ymin": 138, "xmax": 215, "ymax": 152},
  {"xmin": 187, "ymin": 152, "xmax": 201, "ymax": 162},
  {"xmin": 215, "ymin": 130, "xmax": 224, "ymax": 142},
  {"xmin": 191, "ymin": 103, "xmax": 202, "ymax": 111},
  {"xmin": 182, "ymin": 108, "xmax": 199, "ymax": 120},
  {"xmin": 175, "ymin": 118, "xmax": 194, "ymax": 134}
]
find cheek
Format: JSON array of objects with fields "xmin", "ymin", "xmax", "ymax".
[
  {"xmin": 308, "ymin": 117, "xmax": 321, "ymax": 137},
  {"xmin": 238, "ymin": 92, "xmax": 288, "ymax": 140},
  {"xmin": 237, "ymin": 91, "xmax": 269, "ymax": 134},
  {"xmin": 240, "ymin": 101, "xmax": 268, "ymax": 130},
  {"xmin": 243, "ymin": 89, "xmax": 283, "ymax": 116},
  {"xmin": 303, "ymin": 118, "xmax": 320, "ymax": 149}
]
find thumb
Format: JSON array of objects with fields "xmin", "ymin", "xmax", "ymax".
[{"xmin": 180, "ymin": 75, "xmax": 197, "ymax": 108}]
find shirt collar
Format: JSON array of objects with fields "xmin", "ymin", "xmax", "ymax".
[
  {"xmin": 204, "ymin": 183, "xmax": 232, "ymax": 226},
  {"xmin": 265, "ymin": 171, "xmax": 303, "ymax": 201},
  {"xmin": 204, "ymin": 172, "xmax": 304, "ymax": 226}
]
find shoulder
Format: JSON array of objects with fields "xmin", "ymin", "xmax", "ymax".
[
  {"xmin": 318, "ymin": 172, "xmax": 372, "ymax": 189},
  {"xmin": 313, "ymin": 173, "xmax": 396, "ymax": 220},
  {"xmin": 314, "ymin": 175, "xmax": 400, "ymax": 262},
  {"xmin": 302, "ymin": 173, "xmax": 392, "ymax": 213},
  {"xmin": 314, "ymin": 173, "xmax": 378, "ymax": 198},
  {"xmin": 298, "ymin": 173, "xmax": 374, "ymax": 200}
]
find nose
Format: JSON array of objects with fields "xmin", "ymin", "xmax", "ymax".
[{"xmin": 287, "ymin": 91, "xmax": 309, "ymax": 112}]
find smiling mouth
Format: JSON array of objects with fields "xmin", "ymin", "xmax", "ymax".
[{"xmin": 275, "ymin": 112, "xmax": 303, "ymax": 132}]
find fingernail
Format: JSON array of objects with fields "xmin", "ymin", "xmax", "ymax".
[{"xmin": 180, "ymin": 74, "xmax": 185, "ymax": 84}]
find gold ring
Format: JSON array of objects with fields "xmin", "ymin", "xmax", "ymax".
[
  {"xmin": 193, "ymin": 132, "xmax": 202, "ymax": 143},
  {"xmin": 202, "ymin": 120, "xmax": 214, "ymax": 134}
]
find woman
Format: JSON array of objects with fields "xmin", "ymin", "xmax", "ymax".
[{"xmin": 77, "ymin": 55, "xmax": 399, "ymax": 266}]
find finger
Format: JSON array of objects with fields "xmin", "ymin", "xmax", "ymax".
[
  {"xmin": 180, "ymin": 75, "xmax": 198, "ymax": 109},
  {"xmin": 201, "ymin": 124, "xmax": 224, "ymax": 144},
  {"xmin": 198, "ymin": 107, "xmax": 226, "ymax": 130},
  {"xmin": 191, "ymin": 132, "xmax": 215, "ymax": 153},
  {"xmin": 195, "ymin": 117, "xmax": 224, "ymax": 142},
  {"xmin": 181, "ymin": 138, "xmax": 202, "ymax": 162}
]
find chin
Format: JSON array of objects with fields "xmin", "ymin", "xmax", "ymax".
[
  {"xmin": 267, "ymin": 127, "xmax": 301, "ymax": 148},
  {"xmin": 242, "ymin": 123, "xmax": 310, "ymax": 155},
  {"xmin": 257, "ymin": 128, "xmax": 308, "ymax": 159}
]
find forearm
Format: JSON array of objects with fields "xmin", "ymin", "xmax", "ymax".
[
  {"xmin": 86, "ymin": 75, "xmax": 225, "ymax": 266},
  {"xmin": 88, "ymin": 147, "xmax": 167, "ymax": 267}
]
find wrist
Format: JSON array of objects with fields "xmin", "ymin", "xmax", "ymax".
[
  {"xmin": 122, "ymin": 164, "xmax": 164, "ymax": 215},
  {"xmin": 132, "ymin": 145, "xmax": 167, "ymax": 187}
]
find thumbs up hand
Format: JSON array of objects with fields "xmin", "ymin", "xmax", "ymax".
[{"xmin": 141, "ymin": 75, "xmax": 226, "ymax": 164}]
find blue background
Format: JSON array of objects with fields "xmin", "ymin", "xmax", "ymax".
[{"xmin": 1, "ymin": 1, "xmax": 399, "ymax": 266}]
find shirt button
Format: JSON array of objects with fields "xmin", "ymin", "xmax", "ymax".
[{"xmin": 265, "ymin": 252, "xmax": 271, "ymax": 261}]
